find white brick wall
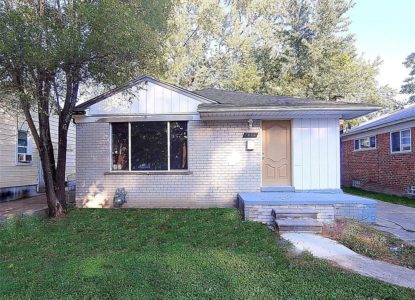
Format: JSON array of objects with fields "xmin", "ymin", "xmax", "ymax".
[{"xmin": 76, "ymin": 120, "xmax": 262, "ymax": 208}]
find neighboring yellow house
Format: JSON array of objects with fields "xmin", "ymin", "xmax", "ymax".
[{"xmin": 0, "ymin": 107, "xmax": 76, "ymax": 201}]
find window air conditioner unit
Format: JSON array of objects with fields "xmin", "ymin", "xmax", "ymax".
[{"xmin": 18, "ymin": 154, "xmax": 32, "ymax": 163}]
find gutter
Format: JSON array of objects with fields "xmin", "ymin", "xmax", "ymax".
[{"xmin": 198, "ymin": 105, "xmax": 380, "ymax": 113}]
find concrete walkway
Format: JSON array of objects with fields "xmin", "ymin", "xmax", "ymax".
[
  {"xmin": 0, "ymin": 195, "xmax": 48, "ymax": 222},
  {"xmin": 374, "ymin": 201, "xmax": 415, "ymax": 246},
  {"xmin": 281, "ymin": 232, "xmax": 415, "ymax": 290}
]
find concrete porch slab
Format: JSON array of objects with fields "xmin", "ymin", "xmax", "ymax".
[
  {"xmin": 238, "ymin": 191, "xmax": 377, "ymax": 205},
  {"xmin": 238, "ymin": 191, "xmax": 377, "ymax": 225}
]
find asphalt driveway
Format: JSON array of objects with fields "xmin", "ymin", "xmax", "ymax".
[{"xmin": 373, "ymin": 200, "xmax": 415, "ymax": 246}]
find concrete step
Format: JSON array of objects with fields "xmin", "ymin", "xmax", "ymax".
[
  {"xmin": 276, "ymin": 218, "xmax": 323, "ymax": 233},
  {"xmin": 271, "ymin": 208, "xmax": 318, "ymax": 220}
]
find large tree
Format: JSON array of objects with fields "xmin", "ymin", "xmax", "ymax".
[
  {"xmin": 401, "ymin": 52, "xmax": 415, "ymax": 103},
  {"xmin": 0, "ymin": 0, "xmax": 170, "ymax": 217},
  {"xmin": 163, "ymin": 0, "xmax": 398, "ymax": 109}
]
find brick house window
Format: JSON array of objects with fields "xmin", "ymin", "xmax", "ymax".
[
  {"xmin": 390, "ymin": 129, "xmax": 411, "ymax": 153},
  {"xmin": 111, "ymin": 121, "xmax": 188, "ymax": 171},
  {"xmin": 354, "ymin": 136, "xmax": 376, "ymax": 151}
]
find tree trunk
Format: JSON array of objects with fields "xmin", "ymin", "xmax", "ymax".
[
  {"xmin": 55, "ymin": 120, "xmax": 68, "ymax": 208},
  {"xmin": 21, "ymin": 100, "xmax": 64, "ymax": 218},
  {"xmin": 40, "ymin": 147, "xmax": 64, "ymax": 217},
  {"xmin": 55, "ymin": 70, "xmax": 80, "ymax": 207}
]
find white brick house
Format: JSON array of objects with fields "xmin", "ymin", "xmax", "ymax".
[{"xmin": 73, "ymin": 75, "xmax": 378, "ymax": 209}]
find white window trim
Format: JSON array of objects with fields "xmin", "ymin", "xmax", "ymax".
[
  {"xmin": 110, "ymin": 121, "xmax": 189, "ymax": 173},
  {"xmin": 353, "ymin": 135, "xmax": 376, "ymax": 152},
  {"xmin": 390, "ymin": 129, "xmax": 412, "ymax": 154},
  {"xmin": 16, "ymin": 129, "xmax": 33, "ymax": 166}
]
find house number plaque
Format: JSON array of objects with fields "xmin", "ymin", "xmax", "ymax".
[{"xmin": 243, "ymin": 132, "xmax": 258, "ymax": 138}]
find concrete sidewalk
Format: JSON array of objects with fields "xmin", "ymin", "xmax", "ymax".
[
  {"xmin": 0, "ymin": 195, "xmax": 48, "ymax": 222},
  {"xmin": 282, "ymin": 232, "xmax": 415, "ymax": 290},
  {"xmin": 373, "ymin": 200, "xmax": 415, "ymax": 246}
]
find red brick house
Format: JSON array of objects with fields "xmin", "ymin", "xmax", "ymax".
[{"xmin": 341, "ymin": 104, "xmax": 415, "ymax": 196}]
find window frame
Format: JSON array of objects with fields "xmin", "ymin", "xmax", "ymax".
[
  {"xmin": 353, "ymin": 135, "xmax": 377, "ymax": 151},
  {"xmin": 390, "ymin": 129, "xmax": 412, "ymax": 154},
  {"xmin": 16, "ymin": 129, "xmax": 33, "ymax": 165},
  {"xmin": 110, "ymin": 121, "xmax": 189, "ymax": 173}
]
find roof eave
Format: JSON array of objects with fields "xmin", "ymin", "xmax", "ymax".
[
  {"xmin": 342, "ymin": 115, "xmax": 415, "ymax": 137},
  {"xmin": 197, "ymin": 105, "xmax": 380, "ymax": 120}
]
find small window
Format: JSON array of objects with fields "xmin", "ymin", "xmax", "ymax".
[
  {"xmin": 354, "ymin": 136, "xmax": 376, "ymax": 151},
  {"xmin": 391, "ymin": 129, "xmax": 412, "ymax": 153},
  {"xmin": 17, "ymin": 130, "xmax": 32, "ymax": 164}
]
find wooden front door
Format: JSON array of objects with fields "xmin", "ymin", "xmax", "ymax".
[{"xmin": 262, "ymin": 120, "xmax": 291, "ymax": 186}]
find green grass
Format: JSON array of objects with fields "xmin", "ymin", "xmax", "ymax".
[
  {"xmin": 343, "ymin": 187, "xmax": 415, "ymax": 208},
  {"xmin": 1, "ymin": 209, "xmax": 414, "ymax": 299}
]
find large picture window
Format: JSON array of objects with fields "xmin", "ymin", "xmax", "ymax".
[
  {"xmin": 391, "ymin": 129, "xmax": 411, "ymax": 153},
  {"xmin": 111, "ymin": 121, "xmax": 188, "ymax": 171}
]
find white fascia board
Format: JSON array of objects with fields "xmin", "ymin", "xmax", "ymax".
[
  {"xmin": 198, "ymin": 108, "xmax": 376, "ymax": 120},
  {"xmin": 199, "ymin": 111, "xmax": 351, "ymax": 120},
  {"xmin": 73, "ymin": 113, "xmax": 201, "ymax": 124}
]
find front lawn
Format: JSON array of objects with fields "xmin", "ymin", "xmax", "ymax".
[
  {"xmin": 343, "ymin": 187, "xmax": 415, "ymax": 208},
  {"xmin": 1, "ymin": 209, "xmax": 414, "ymax": 299}
]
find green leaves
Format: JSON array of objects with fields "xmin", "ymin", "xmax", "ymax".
[
  {"xmin": 0, "ymin": 0, "xmax": 170, "ymax": 95},
  {"xmin": 162, "ymin": 0, "xmax": 396, "ymax": 110},
  {"xmin": 401, "ymin": 52, "xmax": 415, "ymax": 103}
]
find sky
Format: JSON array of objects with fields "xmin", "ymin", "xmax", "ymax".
[{"xmin": 348, "ymin": 0, "xmax": 415, "ymax": 96}]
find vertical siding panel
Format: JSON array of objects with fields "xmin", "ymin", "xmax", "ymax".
[
  {"xmin": 327, "ymin": 118, "xmax": 338, "ymax": 188},
  {"xmin": 179, "ymin": 94, "xmax": 188, "ymax": 112},
  {"xmin": 293, "ymin": 118, "xmax": 340, "ymax": 191},
  {"xmin": 88, "ymin": 82, "xmax": 202, "ymax": 114},
  {"xmin": 292, "ymin": 119, "xmax": 303, "ymax": 189},
  {"xmin": 138, "ymin": 88, "xmax": 147, "ymax": 113},
  {"xmin": 301, "ymin": 119, "xmax": 311, "ymax": 190},
  {"xmin": 188, "ymin": 99, "xmax": 199, "ymax": 112},
  {"xmin": 310, "ymin": 119, "xmax": 320, "ymax": 189},
  {"xmin": 319, "ymin": 119, "xmax": 329, "ymax": 189},
  {"xmin": 154, "ymin": 84, "xmax": 163, "ymax": 113},
  {"xmin": 162, "ymin": 88, "xmax": 172, "ymax": 113},
  {"xmin": 146, "ymin": 83, "xmax": 155, "ymax": 114},
  {"xmin": 171, "ymin": 92, "xmax": 180, "ymax": 112},
  {"xmin": 335, "ymin": 119, "xmax": 341, "ymax": 188}
]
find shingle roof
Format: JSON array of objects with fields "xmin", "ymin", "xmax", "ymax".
[
  {"xmin": 195, "ymin": 88, "xmax": 341, "ymax": 106},
  {"xmin": 194, "ymin": 88, "xmax": 377, "ymax": 109},
  {"xmin": 344, "ymin": 104, "xmax": 415, "ymax": 135},
  {"xmin": 74, "ymin": 76, "xmax": 379, "ymax": 119}
]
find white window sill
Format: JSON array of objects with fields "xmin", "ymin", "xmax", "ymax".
[
  {"xmin": 16, "ymin": 162, "xmax": 33, "ymax": 166},
  {"xmin": 391, "ymin": 150, "xmax": 412, "ymax": 155},
  {"xmin": 104, "ymin": 170, "xmax": 192, "ymax": 175},
  {"xmin": 353, "ymin": 147, "xmax": 376, "ymax": 152}
]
